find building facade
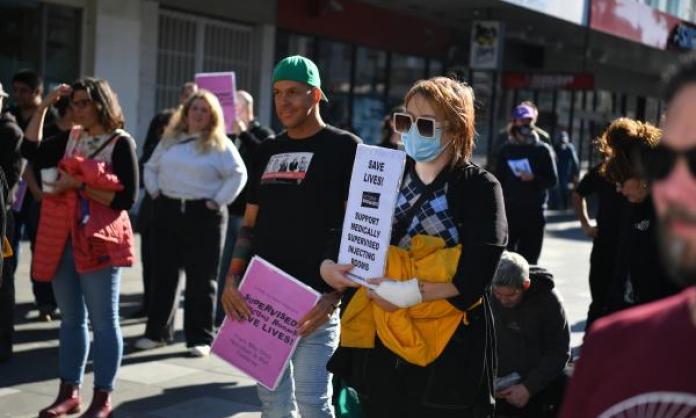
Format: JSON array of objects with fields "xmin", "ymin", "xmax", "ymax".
[{"xmin": 2, "ymin": 0, "xmax": 695, "ymax": 164}]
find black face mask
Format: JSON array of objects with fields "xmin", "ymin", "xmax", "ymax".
[
  {"xmin": 511, "ymin": 124, "xmax": 535, "ymax": 144},
  {"xmin": 517, "ymin": 125, "xmax": 533, "ymax": 136}
]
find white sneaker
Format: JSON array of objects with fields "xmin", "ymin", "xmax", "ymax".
[
  {"xmin": 189, "ymin": 345, "xmax": 211, "ymax": 357},
  {"xmin": 134, "ymin": 337, "xmax": 167, "ymax": 350}
]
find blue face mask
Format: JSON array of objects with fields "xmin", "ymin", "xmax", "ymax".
[{"xmin": 401, "ymin": 124, "xmax": 446, "ymax": 162}]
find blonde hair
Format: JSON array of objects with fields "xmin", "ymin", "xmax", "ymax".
[
  {"xmin": 162, "ymin": 90, "xmax": 227, "ymax": 152},
  {"xmin": 404, "ymin": 77, "xmax": 476, "ymax": 165}
]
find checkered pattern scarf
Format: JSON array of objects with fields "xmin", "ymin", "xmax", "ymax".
[{"xmin": 393, "ymin": 171, "xmax": 459, "ymax": 249}]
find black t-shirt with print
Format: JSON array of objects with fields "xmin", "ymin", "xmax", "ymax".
[
  {"xmin": 247, "ymin": 125, "xmax": 361, "ymax": 293},
  {"xmin": 608, "ymin": 196, "xmax": 679, "ymax": 311}
]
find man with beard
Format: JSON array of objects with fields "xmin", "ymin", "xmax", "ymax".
[{"xmin": 559, "ymin": 56, "xmax": 696, "ymax": 418}]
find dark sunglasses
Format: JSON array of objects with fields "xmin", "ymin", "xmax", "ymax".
[
  {"xmin": 639, "ymin": 144, "xmax": 696, "ymax": 181},
  {"xmin": 393, "ymin": 112, "xmax": 442, "ymax": 139}
]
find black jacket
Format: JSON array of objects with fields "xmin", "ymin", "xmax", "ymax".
[
  {"xmin": 0, "ymin": 167, "xmax": 6, "ymax": 285},
  {"xmin": 139, "ymin": 108, "xmax": 176, "ymax": 179},
  {"xmin": 606, "ymin": 197, "xmax": 680, "ymax": 313},
  {"xmin": 329, "ymin": 162, "xmax": 508, "ymax": 411},
  {"xmin": 229, "ymin": 120, "xmax": 274, "ymax": 217},
  {"xmin": 496, "ymin": 137, "xmax": 558, "ymax": 212},
  {"xmin": 491, "ymin": 266, "xmax": 570, "ymax": 396},
  {"xmin": 0, "ymin": 111, "xmax": 22, "ymax": 284},
  {"xmin": 0, "ymin": 111, "xmax": 23, "ymax": 192}
]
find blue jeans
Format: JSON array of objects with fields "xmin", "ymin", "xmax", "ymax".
[
  {"xmin": 257, "ymin": 311, "xmax": 340, "ymax": 418},
  {"xmin": 51, "ymin": 243, "xmax": 123, "ymax": 390}
]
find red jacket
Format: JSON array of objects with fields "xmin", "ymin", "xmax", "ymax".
[{"xmin": 33, "ymin": 157, "xmax": 135, "ymax": 281}]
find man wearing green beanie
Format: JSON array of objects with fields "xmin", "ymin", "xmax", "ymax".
[{"xmin": 221, "ymin": 55, "xmax": 362, "ymax": 417}]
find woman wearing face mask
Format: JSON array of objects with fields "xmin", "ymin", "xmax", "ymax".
[
  {"xmin": 597, "ymin": 118, "xmax": 680, "ymax": 316},
  {"xmin": 22, "ymin": 78, "xmax": 138, "ymax": 418},
  {"xmin": 495, "ymin": 106, "xmax": 558, "ymax": 265},
  {"xmin": 136, "ymin": 91, "xmax": 247, "ymax": 357},
  {"xmin": 320, "ymin": 77, "xmax": 508, "ymax": 417}
]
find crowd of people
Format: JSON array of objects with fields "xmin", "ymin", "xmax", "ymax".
[{"xmin": 0, "ymin": 50, "xmax": 694, "ymax": 418}]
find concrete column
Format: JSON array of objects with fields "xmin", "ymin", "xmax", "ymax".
[
  {"xmin": 256, "ymin": 24, "xmax": 276, "ymax": 128},
  {"xmin": 92, "ymin": 0, "xmax": 141, "ymax": 137},
  {"xmin": 136, "ymin": 0, "xmax": 159, "ymax": 147}
]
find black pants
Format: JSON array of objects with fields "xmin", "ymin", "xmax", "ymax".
[
  {"xmin": 359, "ymin": 340, "xmax": 491, "ymax": 418},
  {"xmin": 585, "ymin": 242, "xmax": 614, "ymax": 329},
  {"xmin": 145, "ymin": 196, "xmax": 226, "ymax": 347},
  {"xmin": 136, "ymin": 194, "xmax": 156, "ymax": 313},
  {"xmin": 0, "ymin": 213, "xmax": 15, "ymax": 360},
  {"xmin": 506, "ymin": 208, "xmax": 545, "ymax": 265},
  {"xmin": 139, "ymin": 227, "xmax": 154, "ymax": 313}
]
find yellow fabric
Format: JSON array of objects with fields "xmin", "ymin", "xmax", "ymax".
[
  {"xmin": 2, "ymin": 236, "xmax": 12, "ymax": 258},
  {"xmin": 341, "ymin": 235, "xmax": 478, "ymax": 367}
]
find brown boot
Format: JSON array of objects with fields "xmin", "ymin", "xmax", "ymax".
[
  {"xmin": 39, "ymin": 381, "xmax": 82, "ymax": 418},
  {"xmin": 78, "ymin": 389, "xmax": 113, "ymax": 418}
]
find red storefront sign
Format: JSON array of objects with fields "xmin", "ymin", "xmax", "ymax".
[
  {"xmin": 590, "ymin": 0, "xmax": 681, "ymax": 49},
  {"xmin": 503, "ymin": 73, "xmax": 595, "ymax": 90},
  {"xmin": 277, "ymin": 0, "xmax": 451, "ymax": 57}
]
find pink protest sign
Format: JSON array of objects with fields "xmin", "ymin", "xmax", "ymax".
[
  {"xmin": 194, "ymin": 72, "xmax": 236, "ymax": 133},
  {"xmin": 11, "ymin": 180, "xmax": 27, "ymax": 212},
  {"xmin": 212, "ymin": 256, "xmax": 320, "ymax": 390}
]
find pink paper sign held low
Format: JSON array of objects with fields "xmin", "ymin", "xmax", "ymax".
[
  {"xmin": 212, "ymin": 256, "xmax": 320, "ymax": 390},
  {"xmin": 194, "ymin": 72, "xmax": 236, "ymax": 133}
]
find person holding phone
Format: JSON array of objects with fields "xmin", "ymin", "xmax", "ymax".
[
  {"xmin": 491, "ymin": 251, "xmax": 570, "ymax": 418},
  {"xmin": 320, "ymin": 77, "xmax": 507, "ymax": 418}
]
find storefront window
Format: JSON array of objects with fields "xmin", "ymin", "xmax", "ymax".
[
  {"xmin": 388, "ymin": 54, "xmax": 426, "ymax": 108},
  {"xmin": 645, "ymin": 97, "xmax": 660, "ymax": 124},
  {"xmin": 316, "ymin": 40, "xmax": 352, "ymax": 130},
  {"xmin": 556, "ymin": 91, "xmax": 573, "ymax": 133},
  {"xmin": 352, "ymin": 47, "xmax": 386, "ymax": 144},
  {"xmin": 624, "ymin": 94, "xmax": 637, "ymax": 119},
  {"xmin": 595, "ymin": 90, "xmax": 613, "ymax": 116},
  {"xmin": 276, "ymin": 32, "xmax": 315, "ymax": 60},
  {"xmin": 428, "ymin": 59, "xmax": 444, "ymax": 77},
  {"xmin": 535, "ymin": 91, "xmax": 555, "ymax": 138},
  {"xmin": 0, "ymin": 2, "xmax": 81, "ymax": 99},
  {"xmin": 44, "ymin": 5, "xmax": 81, "ymax": 87},
  {"xmin": 273, "ymin": 31, "xmax": 438, "ymax": 138}
]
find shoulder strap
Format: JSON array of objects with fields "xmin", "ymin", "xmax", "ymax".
[
  {"xmin": 390, "ymin": 167, "xmax": 449, "ymax": 246},
  {"xmin": 87, "ymin": 131, "xmax": 122, "ymax": 159}
]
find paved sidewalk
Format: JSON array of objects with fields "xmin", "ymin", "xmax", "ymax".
[{"xmin": 0, "ymin": 211, "xmax": 591, "ymax": 417}]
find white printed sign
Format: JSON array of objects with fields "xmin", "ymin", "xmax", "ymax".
[
  {"xmin": 507, "ymin": 158, "xmax": 533, "ymax": 177},
  {"xmin": 338, "ymin": 144, "xmax": 406, "ymax": 287}
]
